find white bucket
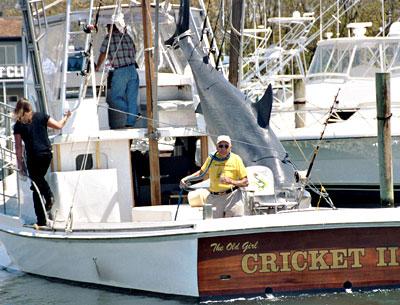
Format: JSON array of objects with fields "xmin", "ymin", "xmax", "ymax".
[{"xmin": 188, "ymin": 189, "xmax": 210, "ymax": 207}]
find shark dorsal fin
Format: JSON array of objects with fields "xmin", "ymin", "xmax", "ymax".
[{"xmin": 253, "ymin": 84, "xmax": 273, "ymax": 128}]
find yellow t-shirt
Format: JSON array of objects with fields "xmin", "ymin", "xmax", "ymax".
[{"xmin": 201, "ymin": 152, "xmax": 247, "ymax": 192}]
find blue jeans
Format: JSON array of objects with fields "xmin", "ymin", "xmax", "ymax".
[{"xmin": 111, "ymin": 65, "xmax": 139, "ymax": 126}]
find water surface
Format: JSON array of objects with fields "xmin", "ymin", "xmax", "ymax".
[{"xmin": 0, "ymin": 269, "xmax": 399, "ymax": 305}]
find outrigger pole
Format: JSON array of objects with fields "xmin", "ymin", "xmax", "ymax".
[{"xmin": 141, "ymin": 0, "xmax": 161, "ymax": 205}]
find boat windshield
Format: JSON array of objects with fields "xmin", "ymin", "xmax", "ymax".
[{"xmin": 307, "ymin": 39, "xmax": 400, "ymax": 81}]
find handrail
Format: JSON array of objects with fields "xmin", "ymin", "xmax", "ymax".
[
  {"xmin": 0, "ymin": 102, "xmax": 16, "ymax": 111},
  {"xmin": 0, "ymin": 108, "xmax": 20, "ymax": 217}
]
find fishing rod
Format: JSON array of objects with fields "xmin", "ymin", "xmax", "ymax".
[
  {"xmin": 305, "ymin": 88, "xmax": 340, "ymax": 179},
  {"xmin": 299, "ymin": 89, "xmax": 340, "ymax": 210}
]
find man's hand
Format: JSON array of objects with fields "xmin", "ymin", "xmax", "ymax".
[
  {"xmin": 18, "ymin": 163, "xmax": 28, "ymax": 180},
  {"xmin": 179, "ymin": 179, "xmax": 188, "ymax": 189},
  {"xmin": 220, "ymin": 176, "xmax": 233, "ymax": 185},
  {"xmin": 64, "ymin": 110, "xmax": 72, "ymax": 118}
]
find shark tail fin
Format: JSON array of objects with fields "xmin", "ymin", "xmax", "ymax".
[
  {"xmin": 165, "ymin": 0, "xmax": 190, "ymax": 47},
  {"xmin": 253, "ymin": 84, "xmax": 273, "ymax": 128}
]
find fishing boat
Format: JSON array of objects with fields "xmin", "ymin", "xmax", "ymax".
[
  {"xmin": 270, "ymin": 21, "xmax": 400, "ymax": 205},
  {"xmin": 0, "ymin": 0, "xmax": 400, "ymax": 300}
]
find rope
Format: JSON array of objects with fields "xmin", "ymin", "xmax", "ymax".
[
  {"xmin": 174, "ymin": 152, "xmax": 219, "ymax": 220},
  {"xmin": 169, "ymin": 29, "xmax": 192, "ymax": 49},
  {"xmin": 215, "ymin": 4, "xmax": 231, "ymax": 70},
  {"xmin": 95, "ymin": 4, "xmax": 121, "ymax": 107},
  {"xmin": 65, "ymin": 136, "xmax": 94, "ymax": 232},
  {"xmin": 174, "ymin": 188, "xmax": 184, "ymax": 221},
  {"xmin": 199, "ymin": 0, "xmax": 212, "ymax": 43},
  {"xmin": 97, "ymin": 103, "xmax": 286, "ymax": 157},
  {"xmin": 206, "ymin": 0, "xmax": 224, "ymax": 60},
  {"xmin": 17, "ymin": 154, "xmax": 51, "ymax": 227},
  {"xmin": 377, "ymin": 113, "xmax": 392, "ymax": 120},
  {"xmin": 29, "ymin": 178, "xmax": 49, "ymax": 226}
]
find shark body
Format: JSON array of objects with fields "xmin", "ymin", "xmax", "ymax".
[{"xmin": 168, "ymin": 0, "xmax": 299, "ymax": 191}]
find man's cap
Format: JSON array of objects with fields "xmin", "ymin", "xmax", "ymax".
[{"xmin": 216, "ymin": 135, "xmax": 231, "ymax": 145}]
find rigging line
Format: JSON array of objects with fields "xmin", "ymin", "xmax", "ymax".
[
  {"xmin": 93, "ymin": 2, "xmax": 101, "ymax": 30},
  {"xmin": 199, "ymin": 0, "xmax": 212, "ymax": 43},
  {"xmin": 207, "ymin": 0, "xmax": 224, "ymax": 61},
  {"xmin": 211, "ymin": 27, "xmax": 270, "ymax": 87},
  {"xmin": 307, "ymin": 182, "xmax": 333, "ymax": 208},
  {"xmin": 98, "ymin": 103, "xmax": 288, "ymax": 156},
  {"xmin": 26, "ymin": 177, "xmax": 50, "ymax": 227},
  {"xmin": 175, "ymin": 151, "xmax": 219, "ymax": 221},
  {"xmin": 65, "ymin": 136, "xmax": 94, "ymax": 232},
  {"xmin": 96, "ymin": 1, "xmax": 136, "ymax": 108},
  {"xmin": 270, "ymin": 106, "xmax": 333, "ymax": 165},
  {"xmin": 95, "ymin": 4, "xmax": 120, "ymax": 106},
  {"xmin": 76, "ymin": 1, "xmax": 102, "ymax": 106},
  {"xmin": 215, "ymin": 3, "xmax": 231, "ymax": 71}
]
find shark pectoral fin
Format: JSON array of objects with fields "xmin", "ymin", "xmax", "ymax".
[{"xmin": 254, "ymin": 84, "xmax": 273, "ymax": 128}]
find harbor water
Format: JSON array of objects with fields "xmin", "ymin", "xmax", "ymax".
[{"xmin": 0, "ymin": 268, "xmax": 399, "ymax": 305}]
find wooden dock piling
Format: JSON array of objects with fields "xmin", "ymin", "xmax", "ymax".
[
  {"xmin": 294, "ymin": 78, "xmax": 306, "ymax": 128},
  {"xmin": 375, "ymin": 72, "xmax": 394, "ymax": 207}
]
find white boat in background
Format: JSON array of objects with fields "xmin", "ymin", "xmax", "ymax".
[
  {"xmin": 1, "ymin": 0, "xmax": 400, "ymax": 300},
  {"xmin": 270, "ymin": 22, "xmax": 400, "ymax": 205}
]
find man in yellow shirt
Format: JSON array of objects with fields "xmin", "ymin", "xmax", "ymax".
[{"xmin": 180, "ymin": 135, "xmax": 248, "ymax": 218}]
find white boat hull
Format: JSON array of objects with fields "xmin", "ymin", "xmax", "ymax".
[
  {"xmin": 3, "ymin": 208, "xmax": 400, "ymax": 298},
  {"xmin": 0, "ymin": 225, "xmax": 199, "ymax": 297}
]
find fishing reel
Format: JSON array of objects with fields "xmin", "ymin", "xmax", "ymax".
[{"xmin": 83, "ymin": 23, "xmax": 97, "ymax": 34}]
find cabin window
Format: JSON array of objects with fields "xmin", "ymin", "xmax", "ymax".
[
  {"xmin": 8, "ymin": 95, "xmax": 18, "ymax": 103},
  {"xmin": 0, "ymin": 45, "xmax": 17, "ymax": 65},
  {"xmin": 75, "ymin": 154, "xmax": 93, "ymax": 170},
  {"xmin": 350, "ymin": 44, "xmax": 381, "ymax": 77}
]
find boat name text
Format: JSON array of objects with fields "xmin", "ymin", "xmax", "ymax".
[
  {"xmin": 210, "ymin": 241, "xmax": 259, "ymax": 253},
  {"xmin": 240, "ymin": 247, "xmax": 400, "ymax": 273}
]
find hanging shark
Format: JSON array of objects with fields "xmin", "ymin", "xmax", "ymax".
[{"xmin": 167, "ymin": 0, "xmax": 300, "ymax": 194}]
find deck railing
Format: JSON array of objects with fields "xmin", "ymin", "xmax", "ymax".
[{"xmin": 0, "ymin": 104, "xmax": 21, "ymax": 217}]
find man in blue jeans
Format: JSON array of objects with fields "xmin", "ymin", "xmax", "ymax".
[{"xmin": 96, "ymin": 24, "xmax": 139, "ymax": 127}]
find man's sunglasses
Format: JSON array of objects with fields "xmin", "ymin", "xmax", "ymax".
[{"xmin": 218, "ymin": 144, "xmax": 229, "ymax": 149}]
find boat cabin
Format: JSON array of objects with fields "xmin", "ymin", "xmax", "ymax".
[{"xmin": 306, "ymin": 22, "xmax": 400, "ymax": 110}]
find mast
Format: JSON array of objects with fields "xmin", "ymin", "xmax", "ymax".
[{"xmin": 141, "ymin": 0, "xmax": 161, "ymax": 205}]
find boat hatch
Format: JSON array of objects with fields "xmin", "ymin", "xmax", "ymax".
[{"xmin": 327, "ymin": 108, "xmax": 358, "ymax": 123}]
